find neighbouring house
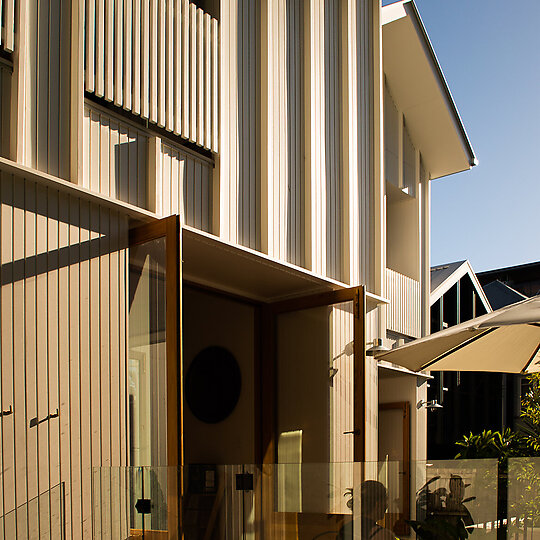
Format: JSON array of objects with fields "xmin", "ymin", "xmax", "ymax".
[
  {"xmin": 478, "ymin": 261, "xmax": 540, "ymax": 300},
  {"xmin": 0, "ymin": 0, "xmax": 475, "ymax": 538},
  {"xmin": 427, "ymin": 260, "xmax": 533, "ymax": 460}
]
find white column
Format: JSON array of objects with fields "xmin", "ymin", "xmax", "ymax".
[{"xmin": 420, "ymin": 166, "xmax": 431, "ymax": 337}]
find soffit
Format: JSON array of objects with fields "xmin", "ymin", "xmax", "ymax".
[
  {"xmin": 382, "ymin": 1, "xmax": 476, "ymax": 180},
  {"xmin": 182, "ymin": 226, "xmax": 387, "ymax": 306}
]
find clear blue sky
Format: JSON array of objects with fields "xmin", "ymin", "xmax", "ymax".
[{"xmin": 385, "ymin": 0, "xmax": 540, "ymax": 273}]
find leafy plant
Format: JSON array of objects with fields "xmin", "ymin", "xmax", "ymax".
[
  {"xmin": 516, "ymin": 373, "xmax": 540, "ymax": 454},
  {"xmin": 454, "ymin": 428, "xmax": 524, "ymax": 462},
  {"xmin": 454, "ymin": 374, "xmax": 540, "ymax": 461}
]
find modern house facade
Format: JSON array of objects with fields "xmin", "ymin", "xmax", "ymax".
[{"xmin": 0, "ymin": 0, "xmax": 475, "ymax": 537}]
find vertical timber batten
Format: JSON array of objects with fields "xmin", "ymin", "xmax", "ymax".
[{"xmin": 0, "ymin": 170, "xmax": 130, "ymax": 539}]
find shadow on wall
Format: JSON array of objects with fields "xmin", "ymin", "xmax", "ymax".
[
  {"xmin": 0, "ymin": 174, "xmax": 127, "ymax": 287},
  {"xmin": 114, "ymin": 140, "xmax": 145, "ymax": 208}
]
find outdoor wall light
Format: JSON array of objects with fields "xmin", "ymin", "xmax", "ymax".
[
  {"xmin": 366, "ymin": 338, "xmax": 390, "ymax": 356},
  {"xmin": 417, "ymin": 399, "xmax": 443, "ymax": 410}
]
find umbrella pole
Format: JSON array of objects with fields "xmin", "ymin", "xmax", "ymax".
[{"xmin": 497, "ymin": 460, "xmax": 508, "ymax": 540}]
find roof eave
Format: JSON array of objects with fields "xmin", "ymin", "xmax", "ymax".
[
  {"xmin": 382, "ymin": 0, "xmax": 477, "ymax": 178},
  {"xmin": 406, "ymin": 0, "xmax": 477, "ymax": 170}
]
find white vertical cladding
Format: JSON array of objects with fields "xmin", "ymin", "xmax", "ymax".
[
  {"xmin": 330, "ymin": 302, "xmax": 354, "ymax": 513},
  {"xmin": 360, "ymin": 0, "xmax": 382, "ymax": 462},
  {"xmin": 82, "ymin": 104, "xmax": 149, "ymax": 208},
  {"xmin": 105, "ymin": 0, "xmax": 114, "ymax": 101},
  {"xmin": 324, "ymin": 0, "xmax": 343, "ymax": 282},
  {"xmin": 343, "ymin": 0, "xmax": 380, "ymax": 291},
  {"xmin": 0, "ymin": 0, "xmax": 15, "ymax": 52},
  {"xmin": 140, "ymin": 0, "xmax": 150, "ymax": 118},
  {"xmin": 15, "ymin": 1, "xmax": 71, "ymax": 179},
  {"xmin": 341, "ymin": 0, "xmax": 380, "ymax": 461},
  {"xmin": 260, "ymin": 0, "xmax": 272, "ymax": 255},
  {"xmin": 86, "ymin": 0, "xmax": 96, "ymax": 92},
  {"xmin": 189, "ymin": 3, "xmax": 196, "ymax": 141},
  {"xmin": 261, "ymin": 0, "xmax": 305, "ymax": 266},
  {"xmin": 0, "ymin": 171, "xmax": 129, "ymax": 539},
  {"xmin": 160, "ymin": 141, "xmax": 214, "ymax": 232},
  {"xmin": 219, "ymin": 0, "xmax": 260, "ymax": 249},
  {"xmin": 219, "ymin": 0, "xmax": 236, "ymax": 243},
  {"xmin": 124, "ymin": 0, "xmax": 133, "ymax": 110},
  {"xmin": 211, "ymin": 17, "xmax": 218, "ymax": 152},
  {"xmin": 307, "ymin": 0, "xmax": 326, "ymax": 276},
  {"xmin": 331, "ymin": 303, "xmax": 354, "ymax": 462},
  {"xmin": 386, "ymin": 268, "xmax": 421, "ymax": 338},
  {"xmin": 342, "ymin": 0, "xmax": 357, "ymax": 286},
  {"xmin": 84, "ymin": 0, "xmax": 218, "ymax": 152}
]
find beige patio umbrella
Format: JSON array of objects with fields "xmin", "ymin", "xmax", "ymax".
[{"xmin": 376, "ymin": 295, "xmax": 540, "ymax": 373}]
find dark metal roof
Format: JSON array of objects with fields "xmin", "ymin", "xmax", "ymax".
[
  {"xmin": 430, "ymin": 260, "xmax": 467, "ymax": 293},
  {"xmin": 478, "ymin": 260, "xmax": 540, "ymax": 298},
  {"xmin": 482, "ymin": 280, "xmax": 528, "ymax": 310},
  {"xmin": 478, "ymin": 260, "xmax": 540, "ymax": 283}
]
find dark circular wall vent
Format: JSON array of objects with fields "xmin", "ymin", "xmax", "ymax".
[{"xmin": 185, "ymin": 346, "xmax": 241, "ymax": 424}]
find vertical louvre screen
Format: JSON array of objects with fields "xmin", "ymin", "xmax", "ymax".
[{"xmin": 84, "ymin": 0, "xmax": 219, "ymax": 152}]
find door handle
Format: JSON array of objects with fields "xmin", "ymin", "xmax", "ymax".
[{"xmin": 343, "ymin": 429, "xmax": 362, "ymax": 435}]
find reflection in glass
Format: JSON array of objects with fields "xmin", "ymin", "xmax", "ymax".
[
  {"xmin": 276, "ymin": 302, "xmax": 355, "ymax": 516},
  {"xmin": 93, "ymin": 460, "xmax": 507, "ymax": 539},
  {"xmin": 508, "ymin": 457, "xmax": 540, "ymax": 539},
  {"xmin": 128, "ymin": 237, "xmax": 168, "ymax": 532}
]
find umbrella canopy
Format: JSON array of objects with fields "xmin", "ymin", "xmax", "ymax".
[{"xmin": 376, "ymin": 295, "xmax": 540, "ymax": 373}]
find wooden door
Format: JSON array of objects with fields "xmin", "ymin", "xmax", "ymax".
[
  {"xmin": 379, "ymin": 401, "xmax": 410, "ymax": 536},
  {"xmin": 259, "ymin": 286, "xmax": 365, "ymax": 538}
]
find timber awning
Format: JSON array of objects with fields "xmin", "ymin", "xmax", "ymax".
[{"xmin": 182, "ymin": 225, "xmax": 388, "ymax": 305}]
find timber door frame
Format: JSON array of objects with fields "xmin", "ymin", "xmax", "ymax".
[
  {"xmin": 260, "ymin": 285, "xmax": 366, "ymax": 465},
  {"xmin": 129, "ymin": 214, "xmax": 182, "ymax": 466},
  {"xmin": 128, "ymin": 215, "xmax": 182, "ymax": 538},
  {"xmin": 379, "ymin": 401, "xmax": 411, "ymax": 535}
]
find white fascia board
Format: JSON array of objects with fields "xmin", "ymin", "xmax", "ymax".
[
  {"xmin": 0, "ymin": 156, "xmax": 157, "ymax": 221},
  {"xmin": 382, "ymin": 0, "xmax": 477, "ymax": 178},
  {"xmin": 466, "ymin": 260, "xmax": 493, "ymax": 313},
  {"xmin": 381, "ymin": 0, "xmax": 408, "ymax": 25},
  {"xmin": 405, "ymin": 1, "xmax": 477, "ymax": 171},
  {"xmin": 430, "ymin": 260, "xmax": 492, "ymax": 312}
]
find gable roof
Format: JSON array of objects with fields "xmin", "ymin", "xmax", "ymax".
[
  {"xmin": 382, "ymin": 0, "xmax": 477, "ymax": 179},
  {"xmin": 483, "ymin": 280, "xmax": 528, "ymax": 310},
  {"xmin": 430, "ymin": 260, "xmax": 491, "ymax": 312}
]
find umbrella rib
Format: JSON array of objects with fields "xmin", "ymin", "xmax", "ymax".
[
  {"xmin": 420, "ymin": 327, "xmax": 497, "ymax": 371},
  {"xmin": 521, "ymin": 342, "xmax": 540, "ymax": 374}
]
